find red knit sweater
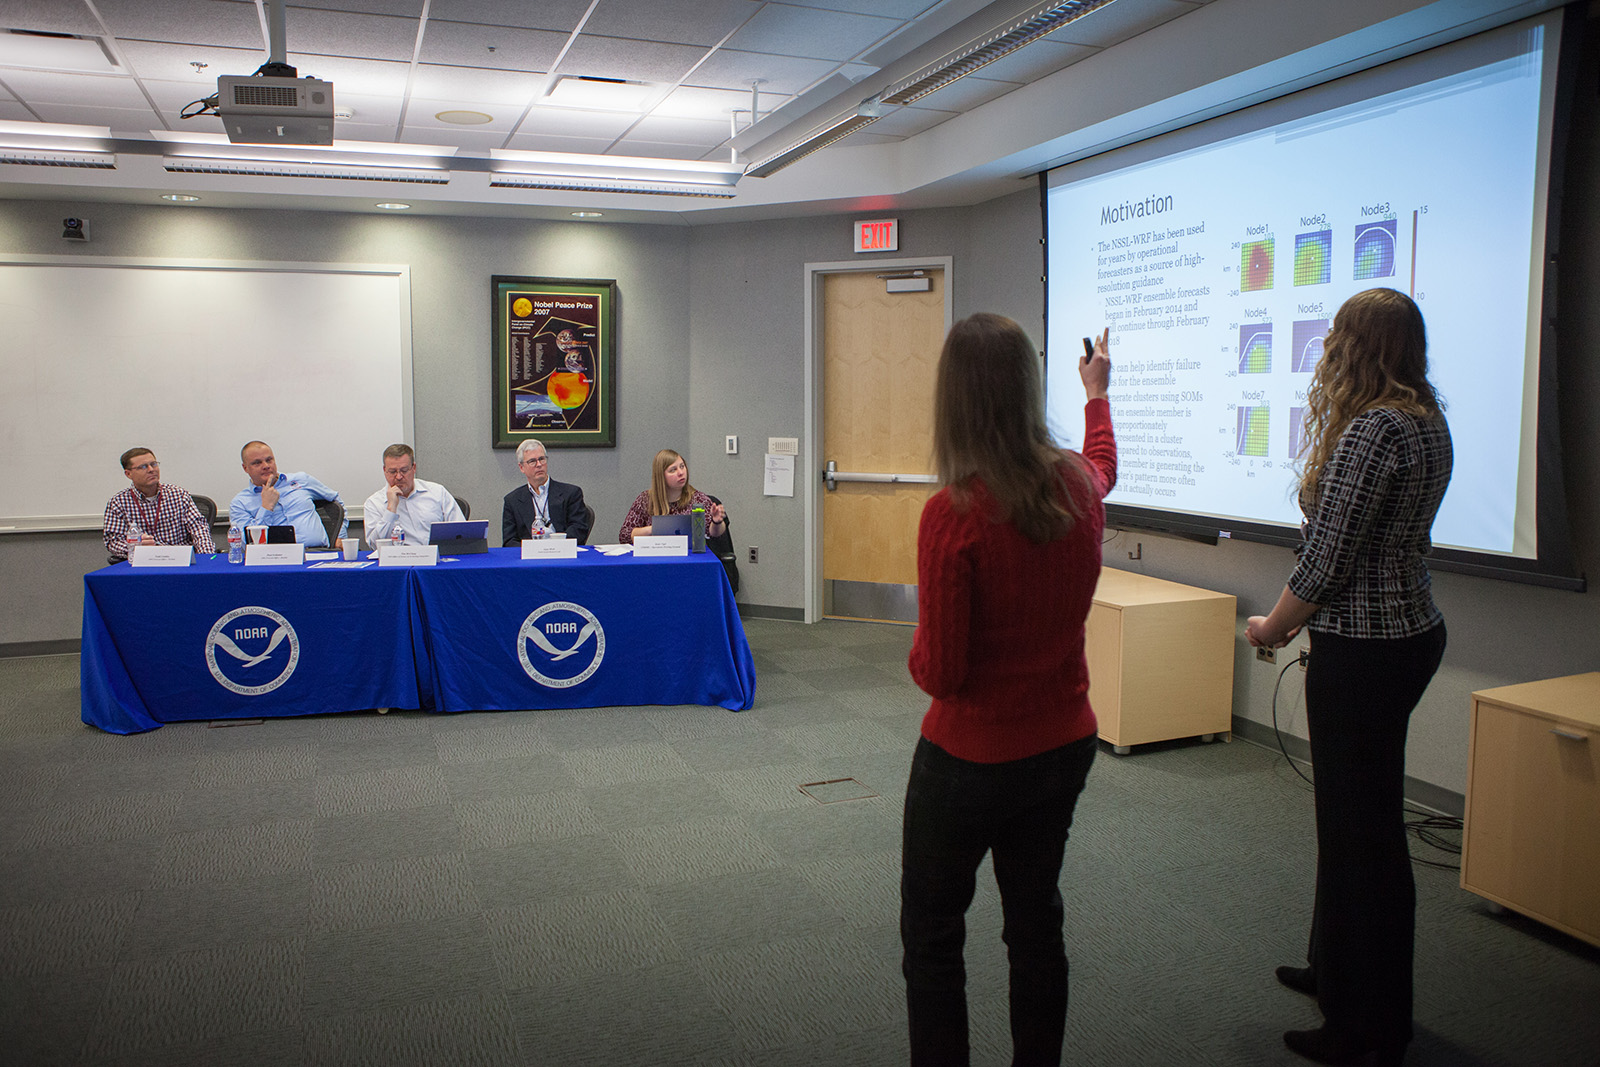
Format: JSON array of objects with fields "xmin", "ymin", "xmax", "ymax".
[{"xmin": 909, "ymin": 398, "xmax": 1117, "ymax": 763}]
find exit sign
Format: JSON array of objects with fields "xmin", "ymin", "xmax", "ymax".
[{"xmin": 854, "ymin": 218, "xmax": 898, "ymax": 253}]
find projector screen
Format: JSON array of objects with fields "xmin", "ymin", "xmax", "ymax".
[{"xmin": 1043, "ymin": 12, "xmax": 1578, "ymax": 586}]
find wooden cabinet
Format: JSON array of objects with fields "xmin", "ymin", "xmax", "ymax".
[
  {"xmin": 1462, "ymin": 673, "xmax": 1600, "ymax": 947},
  {"xmin": 1085, "ymin": 568, "xmax": 1236, "ymax": 754}
]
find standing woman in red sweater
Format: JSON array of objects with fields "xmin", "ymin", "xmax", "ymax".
[{"xmin": 901, "ymin": 313, "xmax": 1116, "ymax": 1067}]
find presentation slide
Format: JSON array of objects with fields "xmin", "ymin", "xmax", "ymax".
[{"xmin": 1044, "ymin": 20, "xmax": 1554, "ymax": 559}]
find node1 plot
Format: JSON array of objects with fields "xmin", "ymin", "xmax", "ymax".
[
  {"xmin": 1293, "ymin": 230, "xmax": 1332, "ymax": 286},
  {"xmin": 1240, "ymin": 238, "xmax": 1275, "ymax": 291},
  {"xmin": 1292, "ymin": 319, "xmax": 1328, "ymax": 373},
  {"xmin": 1236, "ymin": 405, "xmax": 1270, "ymax": 457},
  {"xmin": 1353, "ymin": 219, "xmax": 1398, "ymax": 280},
  {"xmin": 1239, "ymin": 324, "xmax": 1272, "ymax": 374}
]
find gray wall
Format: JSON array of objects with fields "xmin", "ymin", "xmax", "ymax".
[{"xmin": 3, "ymin": 28, "xmax": 1594, "ymax": 798}]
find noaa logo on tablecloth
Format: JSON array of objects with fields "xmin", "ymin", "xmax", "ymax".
[
  {"xmin": 517, "ymin": 601, "xmax": 605, "ymax": 688},
  {"xmin": 205, "ymin": 606, "xmax": 300, "ymax": 695}
]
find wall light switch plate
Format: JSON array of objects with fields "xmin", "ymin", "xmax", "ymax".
[{"xmin": 725, "ymin": 434, "xmax": 738, "ymax": 455}]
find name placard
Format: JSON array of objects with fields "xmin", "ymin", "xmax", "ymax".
[
  {"xmin": 245, "ymin": 543, "xmax": 306, "ymax": 567},
  {"xmin": 129, "ymin": 545, "xmax": 194, "ymax": 568},
  {"xmin": 378, "ymin": 543, "xmax": 439, "ymax": 567},
  {"xmin": 633, "ymin": 535, "xmax": 688, "ymax": 557},
  {"xmin": 521, "ymin": 538, "xmax": 579, "ymax": 560}
]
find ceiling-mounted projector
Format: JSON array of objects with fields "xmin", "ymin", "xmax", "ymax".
[{"xmin": 217, "ymin": 75, "xmax": 334, "ymax": 145}]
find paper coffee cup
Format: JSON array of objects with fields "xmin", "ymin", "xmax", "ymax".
[
  {"xmin": 341, "ymin": 538, "xmax": 359, "ymax": 561},
  {"xmin": 246, "ymin": 525, "xmax": 268, "ymax": 544}
]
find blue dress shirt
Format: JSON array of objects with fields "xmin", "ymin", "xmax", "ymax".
[{"xmin": 229, "ymin": 472, "xmax": 345, "ymax": 547}]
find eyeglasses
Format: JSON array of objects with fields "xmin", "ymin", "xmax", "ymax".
[
  {"xmin": 384, "ymin": 465, "xmax": 415, "ymax": 476},
  {"xmin": 128, "ymin": 461, "xmax": 160, "ymax": 472},
  {"xmin": 522, "ymin": 457, "xmax": 548, "ymax": 466}
]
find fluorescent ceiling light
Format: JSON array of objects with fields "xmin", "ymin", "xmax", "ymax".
[
  {"xmin": 543, "ymin": 76, "xmax": 657, "ymax": 113},
  {"xmin": 150, "ymin": 130, "xmax": 460, "ymax": 158},
  {"xmin": 375, "ymin": 202, "xmax": 410, "ymax": 210},
  {"xmin": 160, "ymin": 193, "xmax": 200, "ymax": 201},
  {"xmin": 491, "ymin": 149, "xmax": 740, "ymax": 185},
  {"xmin": 744, "ymin": 103, "xmax": 885, "ymax": 179},
  {"xmin": 163, "ymin": 156, "xmax": 448, "ymax": 183},
  {"xmin": 490, "ymin": 174, "xmax": 736, "ymax": 199},
  {"xmin": 0, "ymin": 147, "xmax": 115, "ymax": 168},
  {"xmin": 0, "ymin": 31, "xmax": 117, "ymax": 73},
  {"xmin": 0, "ymin": 120, "xmax": 112, "ymax": 140},
  {"xmin": 571, "ymin": 211, "xmax": 604, "ymax": 218},
  {"xmin": 882, "ymin": 0, "xmax": 1118, "ymax": 106}
]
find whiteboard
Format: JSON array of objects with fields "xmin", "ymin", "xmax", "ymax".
[{"xmin": 0, "ymin": 256, "xmax": 412, "ymax": 529}]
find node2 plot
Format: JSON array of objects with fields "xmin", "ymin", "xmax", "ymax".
[
  {"xmin": 1294, "ymin": 230, "xmax": 1332, "ymax": 286},
  {"xmin": 1240, "ymin": 238, "xmax": 1275, "ymax": 291}
]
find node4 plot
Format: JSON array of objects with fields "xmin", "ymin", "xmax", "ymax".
[
  {"xmin": 1240, "ymin": 238, "xmax": 1275, "ymax": 292},
  {"xmin": 1236, "ymin": 405, "xmax": 1270, "ymax": 457},
  {"xmin": 1239, "ymin": 324, "xmax": 1272, "ymax": 374},
  {"xmin": 1292, "ymin": 319, "xmax": 1328, "ymax": 373},
  {"xmin": 1294, "ymin": 230, "xmax": 1332, "ymax": 286},
  {"xmin": 1353, "ymin": 219, "xmax": 1398, "ymax": 280}
]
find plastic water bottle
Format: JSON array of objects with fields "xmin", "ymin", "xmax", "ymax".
[
  {"xmin": 395, "ymin": 526, "xmax": 406, "ymax": 546},
  {"xmin": 126, "ymin": 522, "xmax": 142, "ymax": 559},
  {"xmin": 691, "ymin": 507, "xmax": 707, "ymax": 553},
  {"xmin": 227, "ymin": 524, "xmax": 244, "ymax": 563}
]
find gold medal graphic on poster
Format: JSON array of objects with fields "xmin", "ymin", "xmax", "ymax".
[{"xmin": 512, "ymin": 297, "xmax": 532, "ymax": 317}]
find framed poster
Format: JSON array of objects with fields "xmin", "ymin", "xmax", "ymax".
[{"xmin": 491, "ymin": 276, "xmax": 617, "ymax": 448}]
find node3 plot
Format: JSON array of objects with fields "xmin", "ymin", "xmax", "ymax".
[{"xmin": 1353, "ymin": 219, "xmax": 1398, "ymax": 280}]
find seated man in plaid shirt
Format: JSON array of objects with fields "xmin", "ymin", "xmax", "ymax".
[{"xmin": 101, "ymin": 447, "xmax": 217, "ymax": 562}]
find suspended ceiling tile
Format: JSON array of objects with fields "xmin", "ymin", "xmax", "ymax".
[
  {"xmin": 726, "ymin": 4, "xmax": 901, "ymax": 62},
  {"xmin": 904, "ymin": 73, "xmax": 1020, "ymax": 111},
  {"xmin": 513, "ymin": 105, "xmax": 638, "ymax": 139},
  {"xmin": 655, "ymin": 84, "xmax": 790, "ymax": 121},
  {"xmin": 0, "ymin": 1, "xmax": 103, "ymax": 35},
  {"xmin": 1043, "ymin": 0, "xmax": 1200, "ymax": 49},
  {"xmin": 0, "ymin": 68, "xmax": 146, "ymax": 106},
  {"xmin": 969, "ymin": 38, "xmax": 1094, "ymax": 84},
  {"xmin": 395, "ymin": 123, "xmax": 503, "ymax": 149},
  {"xmin": 583, "ymin": 0, "xmax": 762, "ymax": 48},
  {"xmin": 327, "ymin": 119, "xmax": 399, "ymax": 141},
  {"xmin": 328, "ymin": 91, "xmax": 403, "ymax": 126},
  {"xmin": 31, "ymin": 102, "xmax": 160, "ymax": 128},
  {"xmin": 426, "ymin": 0, "xmax": 591, "ymax": 32},
  {"xmin": 404, "ymin": 96, "xmax": 520, "ymax": 131},
  {"xmin": 623, "ymin": 113, "xmax": 729, "ymax": 146},
  {"xmin": 116, "ymin": 40, "xmax": 271, "ymax": 83},
  {"xmin": 418, "ymin": 20, "xmax": 566, "ymax": 72},
  {"xmin": 0, "ymin": 98, "xmax": 33, "ymax": 119},
  {"xmin": 792, "ymin": 0, "xmax": 939, "ymax": 17},
  {"xmin": 141, "ymin": 77, "xmax": 231, "ymax": 114},
  {"xmin": 557, "ymin": 35, "xmax": 710, "ymax": 84},
  {"xmin": 608, "ymin": 139, "xmax": 719, "ymax": 161},
  {"xmin": 409, "ymin": 62, "xmax": 542, "ymax": 105},
  {"xmin": 283, "ymin": 8, "xmax": 420, "ymax": 63},
  {"xmin": 93, "ymin": 0, "xmax": 263, "ymax": 49},
  {"xmin": 302, "ymin": 1, "xmax": 428, "ymax": 15},
  {"xmin": 280, "ymin": 53, "xmax": 411, "ymax": 94},
  {"xmin": 501, "ymin": 132, "xmax": 618, "ymax": 154},
  {"xmin": 687, "ymin": 49, "xmax": 840, "ymax": 95}
]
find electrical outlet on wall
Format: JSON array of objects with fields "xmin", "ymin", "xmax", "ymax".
[
  {"xmin": 1256, "ymin": 646, "xmax": 1276, "ymax": 664},
  {"xmin": 748, "ymin": 547, "xmax": 758, "ymax": 563}
]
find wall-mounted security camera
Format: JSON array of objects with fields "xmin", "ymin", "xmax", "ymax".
[{"xmin": 62, "ymin": 217, "xmax": 89, "ymax": 241}]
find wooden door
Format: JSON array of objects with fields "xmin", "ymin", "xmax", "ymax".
[{"xmin": 821, "ymin": 268, "xmax": 945, "ymax": 621}]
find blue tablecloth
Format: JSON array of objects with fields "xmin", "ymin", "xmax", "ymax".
[
  {"xmin": 80, "ymin": 548, "xmax": 755, "ymax": 734},
  {"xmin": 410, "ymin": 549, "xmax": 756, "ymax": 713}
]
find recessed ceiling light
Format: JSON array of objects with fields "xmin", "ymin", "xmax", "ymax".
[
  {"xmin": 570, "ymin": 211, "xmax": 604, "ymax": 218},
  {"xmin": 160, "ymin": 193, "xmax": 200, "ymax": 202},
  {"xmin": 435, "ymin": 110, "xmax": 493, "ymax": 125},
  {"xmin": 375, "ymin": 202, "xmax": 411, "ymax": 210}
]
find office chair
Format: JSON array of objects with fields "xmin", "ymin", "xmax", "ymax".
[
  {"xmin": 705, "ymin": 494, "xmax": 739, "ymax": 596},
  {"xmin": 454, "ymin": 495, "xmax": 471, "ymax": 520},
  {"xmin": 312, "ymin": 498, "xmax": 346, "ymax": 547},
  {"xmin": 582, "ymin": 503, "xmax": 595, "ymax": 546},
  {"xmin": 190, "ymin": 494, "xmax": 218, "ymax": 527}
]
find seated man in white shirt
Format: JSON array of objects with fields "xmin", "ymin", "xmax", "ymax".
[{"xmin": 362, "ymin": 443, "xmax": 465, "ymax": 548}]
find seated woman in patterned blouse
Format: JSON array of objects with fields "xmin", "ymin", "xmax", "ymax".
[{"xmin": 618, "ymin": 449, "xmax": 728, "ymax": 544}]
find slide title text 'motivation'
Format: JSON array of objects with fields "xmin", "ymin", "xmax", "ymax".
[{"xmin": 1101, "ymin": 194, "xmax": 1174, "ymax": 225}]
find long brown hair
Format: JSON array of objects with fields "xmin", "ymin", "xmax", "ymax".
[
  {"xmin": 932, "ymin": 313, "xmax": 1087, "ymax": 544},
  {"xmin": 1299, "ymin": 288, "xmax": 1442, "ymax": 510},
  {"xmin": 647, "ymin": 448, "xmax": 698, "ymax": 515}
]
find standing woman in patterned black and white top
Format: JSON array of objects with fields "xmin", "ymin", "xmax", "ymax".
[{"xmin": 1247, "ymin": 287, "xmax": 1452, "ymax": 1067}]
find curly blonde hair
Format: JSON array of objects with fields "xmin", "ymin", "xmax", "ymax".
[{"xmin": 1299, "ymin": 288, "xmax": 1442, "ymax": 511}]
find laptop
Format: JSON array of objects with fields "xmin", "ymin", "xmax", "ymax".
[
  {"xmin": 429, "ymin": 519, "xmax": 490, "ymax": 554},
  {"xmin": 652, "ymin": 514, "xmax": 692, "ymax": 538}
]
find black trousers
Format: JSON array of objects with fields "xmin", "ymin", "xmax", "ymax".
[
  {"xmin": 1302, "ymin": 624, "xmax": 1447, "ymax": 1047},
  {"xmin": 900, "ymin": 733, "xmax": 1097, "ymax": 1067}
]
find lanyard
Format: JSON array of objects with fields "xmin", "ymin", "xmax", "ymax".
[{"xmin": 132, "ymin": 488, "xmax": 161, "ymax": 532}]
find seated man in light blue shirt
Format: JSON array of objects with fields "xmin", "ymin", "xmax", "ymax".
[
  {"xmin": 362, "ymin": 443, "xmax": 465, "ymax": 548},
  {"xmin": 229, "ymin": 440, "xmax": 344, "ymax": 547}
]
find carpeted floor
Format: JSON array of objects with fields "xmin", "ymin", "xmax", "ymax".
[{"xmin": 1, "ymin": 617, "xmax": 1595, "ymax": 1066}]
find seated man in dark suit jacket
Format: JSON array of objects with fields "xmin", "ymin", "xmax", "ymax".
[{"xmin": 502, "ymin": 439, "xmax": 591, "ymax": 545}]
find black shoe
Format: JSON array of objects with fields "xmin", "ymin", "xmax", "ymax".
[
  {"xmin": 1283, "ymin": 1026, "xmax": 1405, "ymax": 1066},
  {"xmin": 1275, "ymin": 964, "xmax": 1317, "ymax": 997}
]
